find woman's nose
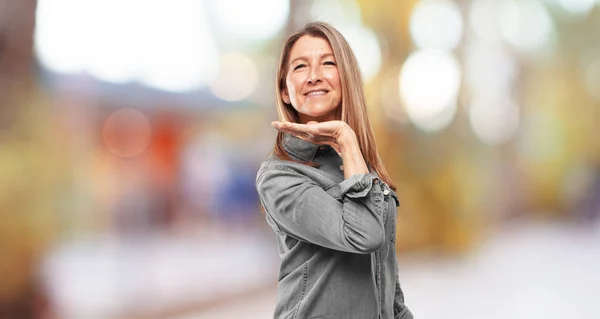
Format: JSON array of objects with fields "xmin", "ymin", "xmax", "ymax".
[{"xmin": 307, "ymin": 66, "xmax": 323, "ymax": 83}]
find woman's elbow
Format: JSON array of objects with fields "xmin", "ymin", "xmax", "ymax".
[
  {"xmin": 361, "ymin": 232, "xmax": 385, "ymax": 253},
  {"xmin": 346, "ymin": 226, "xmax": 385, "ymax": 254}
]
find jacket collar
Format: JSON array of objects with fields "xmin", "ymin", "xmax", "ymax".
[{"xmin": 282, "ymin": 133, "xmax": 320, "ymax": 162}]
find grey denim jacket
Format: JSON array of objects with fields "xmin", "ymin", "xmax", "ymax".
[{"xmin": 256, "ymin": 133, "xmax": 413, "ymax": 319}]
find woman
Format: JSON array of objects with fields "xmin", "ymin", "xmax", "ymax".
[{"xmin": 256, "ymin": 22, "xmax": 413, "ymax": 319}]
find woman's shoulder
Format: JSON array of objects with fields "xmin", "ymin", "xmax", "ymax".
[
  {"xmin": 256, "ymin": 156, "xmax": 343, "ymax": 197},
  {"xmin": 258, "ymin": 156, "xmax": 307, "ymax": 176},
  {"xmin": 256, "ymin": 158, "xmax": 294, "ymax": 194}
]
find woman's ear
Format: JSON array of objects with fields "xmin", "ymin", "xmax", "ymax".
[{"xmin": 281, "ymin": 87, "xmax": 291, "ymax": 104}]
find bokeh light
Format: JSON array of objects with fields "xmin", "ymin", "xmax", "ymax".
[
  {"xmin": 212, "ymin": 0, "xmax": 289, "ymax": 42},
  {"xmin": 464, "ymin": 42, "xmax": 518, "ymax": 96},
  {"xmin": 135, "ymin": 0, "xmax": 219, "ymax": 92},
  {"xmin": 310, "ymin": 0, "xmax": 362, "ymax": 27},
  {"xmin": 35, "ymin": 0, "xmax": 219, "ymax": 92},
  {"xmin": 380, "ymin": 65, "xmax": 409, "ymax": 125},
  {"xmin": 469, "ymin": 94, "xmax": 520, "ymax": 145},
  {"xmin": 410, "ymin": 0, "xmax": 463, "ymax": 51},
  {"xmin": 554, "ymin": 0, "xmax": 596, "ymax": 16},
  {"xmin": 339, "ymin": 26, "xmax": 382, "ymax": 82},
  {"xmin": 34, "ymin": 0, "xmax": 90, "ymax": 75},
  {"xmin": 209, "ymin": 52, "xmax": 259, "ymax": 102},
  {"xmin": 399, "ymin": 50, "xmax": 461, "ymax": 132},
  {"xmin": 102, "ymin": 108, "xmax": 151, "ymax": 158},
  {"xmin": 468, "ymin": 0, "xmax": 505, "ymax": 43},
  {"xmin": 498, "ymin": 0, "xmax": 555, "ymax": 54}
]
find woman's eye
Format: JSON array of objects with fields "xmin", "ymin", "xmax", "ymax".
[
  {"xmin": 293, "ymin": 64, "xmax": 306, "ymax": 70},
  {"xmin": 324, "ymin": 61, "xmax": 336, "ymax": 66}
]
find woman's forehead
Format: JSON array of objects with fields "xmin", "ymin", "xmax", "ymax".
[{"xmin": 289, "ymin": 36, "xmax": 334, "ymax": 61}]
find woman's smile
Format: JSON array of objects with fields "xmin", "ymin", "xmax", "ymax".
[{"xmin": 305, "ymin": 89, "xmax": 329, "ymax": 97}]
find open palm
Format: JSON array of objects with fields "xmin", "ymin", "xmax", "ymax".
[{"xmin": 272, "ymin": 120, "xmax": 351, "ymax": 151}]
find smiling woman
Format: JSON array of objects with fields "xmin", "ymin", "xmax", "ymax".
[{"xmin": 256, "ymin": 22, "xmax": 413, "ymax": 319}]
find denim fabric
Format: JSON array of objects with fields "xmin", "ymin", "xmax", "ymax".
[{"xmin": 256, "ymin": 133, "xmax": 413, "ymax": 319}]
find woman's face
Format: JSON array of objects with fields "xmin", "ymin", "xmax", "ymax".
[{"xmin": 282, "ymin": 36, "xmax": 342, "ymax": 123}]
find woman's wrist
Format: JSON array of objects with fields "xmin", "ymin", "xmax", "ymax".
[
  {"xmin": 335, "ymin": 125, "xmax": 357, "ymax": 153},
  {"xmin": 335, "ymin": 125, "xmax": 369, "ymax": 177}
]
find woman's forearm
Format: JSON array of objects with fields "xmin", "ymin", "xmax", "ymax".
[{"xmin": 336, "ymin": 127, "xmax": 369, "ymax": 179}]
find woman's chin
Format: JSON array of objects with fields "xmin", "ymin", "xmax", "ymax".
[
  {"xmin": 298, "ymin": 108, "xmax": 337, "ymax": 121},
  {"xmin": 299, "ymin": 114, "xmax": 337, "ymax": 123}
]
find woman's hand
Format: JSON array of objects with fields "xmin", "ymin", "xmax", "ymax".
[
  {"xmin": 273, "ymin": 120, "xmax": 368, "ymax": 177},
  {"xmin": 272, "ymin": 120, "xmax": 350, "ymax": 153}
]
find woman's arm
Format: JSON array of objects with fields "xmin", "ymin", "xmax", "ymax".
[
  {"xmin": 256, "ymin": 162, "xmax": 386, "ymax": 254},
  {"xmin": 336, "ymin": 125, "xmax": 369, "ymax": 179}
]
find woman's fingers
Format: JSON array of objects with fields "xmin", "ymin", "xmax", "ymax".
[
  {"xmin": 272, "ymin": 121, "xmax": 313, "ymax": 135},
  {"xmin": 272, "ymin": 121, "xmax": 311, "ymax": 139},
  {"xmin": 271, "ymin": 121, "xmax": 341, "ymax": 145}
]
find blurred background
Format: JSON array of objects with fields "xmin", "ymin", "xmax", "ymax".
[{"xmin": 1, "ymin": 0, "xmax": 600, "ymax": 318}]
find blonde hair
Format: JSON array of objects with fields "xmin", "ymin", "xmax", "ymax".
[{"xmin": 273, "ymin": 22, "xmax": 396, "ymax": 191}]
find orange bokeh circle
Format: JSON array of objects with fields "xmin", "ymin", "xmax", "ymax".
[{"xmin": 102, "ymin": 108, "xmax": 152, "ymax": 158}]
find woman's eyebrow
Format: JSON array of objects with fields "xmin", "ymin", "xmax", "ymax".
[
  {"xmin": 289, "ymin": 53, "xmax": 335, "ymax": 65},
  {"xmin": 289, "ymin": 56, "xmax": 307, "ymax": 65}
]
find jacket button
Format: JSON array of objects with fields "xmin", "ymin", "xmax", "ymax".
[{"xmin": 383, "ymin": 189, "xmax": 390, "ymax": 196}]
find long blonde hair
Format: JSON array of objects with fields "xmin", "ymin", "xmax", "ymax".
[{"xmin": 273, "ymin": 22, "xmax": 396, "ymax": 191}]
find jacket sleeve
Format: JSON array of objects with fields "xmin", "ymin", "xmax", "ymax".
[{"xmin": 256, "ymin": 164, "xmax": 386, "ymax": 254}]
